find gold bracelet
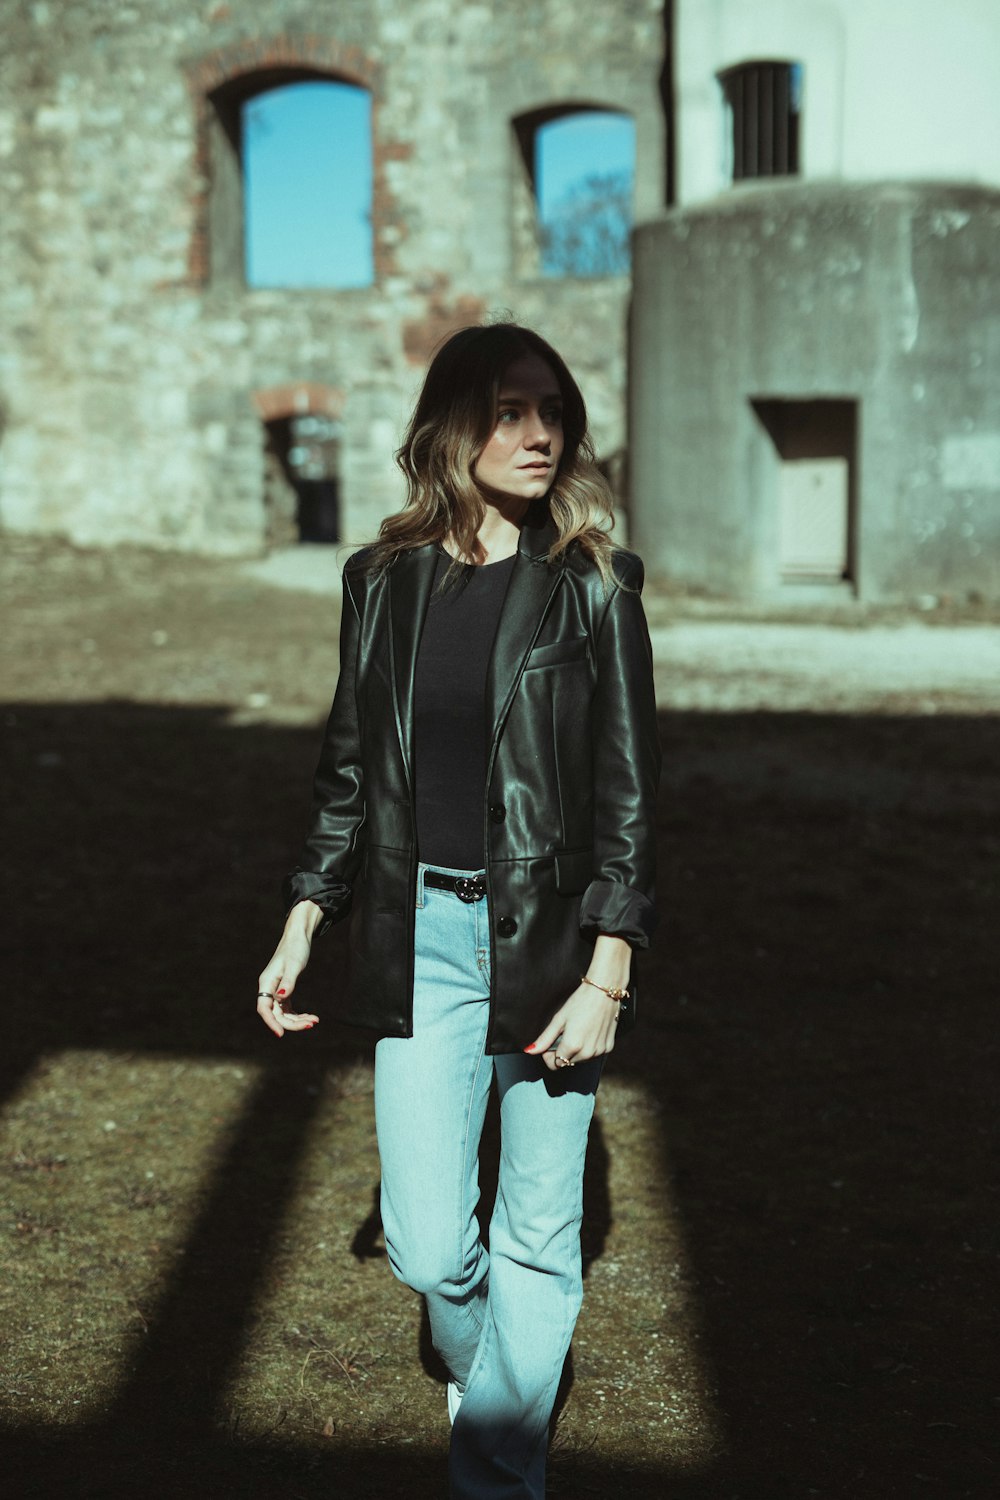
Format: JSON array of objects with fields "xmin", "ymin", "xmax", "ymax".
[{"xmin": 579, "ymin": 974, "xmax": 629, "ymax": 1003}]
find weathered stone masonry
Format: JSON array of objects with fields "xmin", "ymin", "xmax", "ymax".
[{"xmin": 0, "ymin": 0, "xmax": 665, "ymax": 555}]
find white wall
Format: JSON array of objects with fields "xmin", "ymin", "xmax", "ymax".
[{"xmin": 676, "ymin": 0, "xmax": 1000, "ymax": 204}]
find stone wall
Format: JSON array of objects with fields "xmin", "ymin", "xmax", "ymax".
[{"xmin": 0, "ymin": 0, "xmax": 665, "ymax": 554}]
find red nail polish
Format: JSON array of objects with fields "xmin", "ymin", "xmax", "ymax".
[{"xmin": 277, "ymin": 989, "xmax": 286, "ymax": 996}]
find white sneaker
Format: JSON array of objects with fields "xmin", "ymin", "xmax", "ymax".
[{"xmin": 447, "ymin": 1379, "xmax": 464, "ymax": 1425}]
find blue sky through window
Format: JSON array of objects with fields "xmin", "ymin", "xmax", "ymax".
[
  {"xmin": 243, "ymin": 80, "xmax": 374, "ymax": 289},
  {"xmin": 536, "ymin": 111, "xmax": 636, "ymax": 216},
  {"xmin": 242, "ymin": 90, "xmax": 636, "ymax": 287},
  {"xmin": 536, "ymin": 110, "xmax": 636, "ymax": 277}
]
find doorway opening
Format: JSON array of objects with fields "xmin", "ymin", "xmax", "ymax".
[
  {"xmin": 751, "ymin": 399, "xmax": 858, "ymax": 586},
  {"xmin": 263, "ymin": 413, "xmax": 342, "ymax": 545}
]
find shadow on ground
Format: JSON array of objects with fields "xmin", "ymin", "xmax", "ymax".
[{"xmin": 1, "ymin": 701, "xmax": 996, "ymax": 1497}]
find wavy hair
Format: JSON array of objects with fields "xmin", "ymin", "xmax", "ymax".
[{"xmin": 353, "ymin": 322, "xmax": 622, "ymax": 594}]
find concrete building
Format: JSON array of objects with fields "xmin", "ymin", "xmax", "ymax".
[
  {"xmin": 632, "ymin": 0, "xmax": 1000, "ymax": 603},
  {"xmin": 0, "ymin": 0, "xmax": 666, "ymax": 555}
]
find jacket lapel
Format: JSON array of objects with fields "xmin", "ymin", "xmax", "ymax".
[
  {"xmin": 484, "ymin": 503, "xmax": 565, "ymax": 757},
  {"xmin": 388, "ymin": 543, "xmax": 438, "ymax": 798}
]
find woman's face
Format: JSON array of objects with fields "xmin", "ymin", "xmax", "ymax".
[{"xmin": 472, "ymin": 353, "xmax": 566, "ymax": 504}]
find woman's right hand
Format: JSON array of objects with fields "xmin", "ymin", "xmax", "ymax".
[{"xmin": 256, "ymin": 900, "xmax": 324, "ymax": 1037}]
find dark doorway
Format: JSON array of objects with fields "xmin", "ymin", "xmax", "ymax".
[{"xmin": 264, "ymin": 413, "xmax": 341, "ymax": 544}]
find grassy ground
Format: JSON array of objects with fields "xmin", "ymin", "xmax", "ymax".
[{"xmin": 1, "ymin": 538, "xmax": 997, "ymax": 1498}]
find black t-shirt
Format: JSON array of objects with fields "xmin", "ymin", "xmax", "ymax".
[{"xmin": 413, "ymin": 545, "xmax": 517, "ymax": 870}]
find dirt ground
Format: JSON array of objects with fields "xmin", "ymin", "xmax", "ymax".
[{"xmin": 1, "ymin": 536, "xmax": 997, "ymax": 1499}]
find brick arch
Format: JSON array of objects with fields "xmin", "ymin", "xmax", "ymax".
[
  {"xmin": 183, "ymin": 36, "xmax": 380, "ymax": 98},
  {"xmin": 513, "ymin": 98, "xmax": 634, "ymax": 126},
  {"xmin": 507, "ymin": 90, "xmax": 637, "ymax": 130},
  {"xmin": 252, "ymin": 383, "xmax": 344, "ymax": 424},
  {"xmin": 512, "ymin": 100, "xmax": 635, "ymax": 185},
  {"xmin": 181, "ymin": 35, "xmax": 401, "ymax": 285}
]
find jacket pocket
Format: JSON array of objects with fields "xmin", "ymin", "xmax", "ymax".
[
  {"xmin": 523, "ymin": 634, "xmax": 590, "ymax": 671},
  {"xmin": 555, "ymin": 847, "xmax": 593, "ymax": 895}
]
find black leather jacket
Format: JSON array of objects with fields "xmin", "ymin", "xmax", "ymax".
[{"xmin": 283, "ymin": 500, "xmax": 661, "ymax": 1053}]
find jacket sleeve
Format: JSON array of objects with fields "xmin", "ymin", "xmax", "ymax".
[
  {"xmin": 578, "ymin": 551, "xmax": 661, "ymax": 949},
  {"xmin": 281, "ymin": 565, "xmax": 366, "ymax": 935}
]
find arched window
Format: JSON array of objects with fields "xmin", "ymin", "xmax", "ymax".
[
  {"xmin": 208, "ymin": 75, "xmax": 373, "ymax": 289},
  {"xmin": 512, "ymin": 107, "xmax": 635, "ymax": 279},
  {"xmin": 719, "ymin": 61, "xmax": 802, "ymax": 182}
]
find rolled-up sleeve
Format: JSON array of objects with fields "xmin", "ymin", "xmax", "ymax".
[
  {"xmin": 281, "ymin": 565, "xmax": 366, "ymax": 935},
  {"xmin": 578, "ymin": 552, "xmax": 661, "ymax": 948}
]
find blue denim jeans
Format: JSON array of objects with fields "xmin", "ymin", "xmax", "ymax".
[{"xmin": 374, "ymin": 861, "xmax": 602, "ymax": 1499}]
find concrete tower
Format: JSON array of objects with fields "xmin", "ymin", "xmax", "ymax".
[{"xmin": 631, "ymin": 0, "xmax": 1000, "ymax": 603}]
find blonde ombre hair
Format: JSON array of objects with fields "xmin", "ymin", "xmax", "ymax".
[{"xmin": 357, "ymin": 323, "xmax": 622, "ymax": 594}]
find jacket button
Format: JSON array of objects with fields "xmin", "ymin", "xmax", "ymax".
[
  {"xmin": 497, "ymin": 915, "xmax": 517, "ymax": 937},
  {"xmin": 489, "ymin": 803, "xmax": 506, "ymax": 823}
]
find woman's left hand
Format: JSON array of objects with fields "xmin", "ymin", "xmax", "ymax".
[{"xmin": 524, "ymin": 980, "xmax": 621, "ymax": 1072}]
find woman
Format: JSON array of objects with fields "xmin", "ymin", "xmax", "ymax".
[{"xmin": 256, "ymin": 322, "xmax": 661, "ymax": 1498}]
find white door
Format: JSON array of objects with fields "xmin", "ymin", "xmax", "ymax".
[{"xmin": 778, "ymin": 457, "xmax": 849, "ymax": 580}]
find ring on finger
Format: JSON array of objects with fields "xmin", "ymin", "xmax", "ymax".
[
  {"xmin": 554, "ymin": 1053, "xmax": 575, "ymax": 1069},
  {"xmin": 258, "ymin": 990, "xmax": 275, "ymax": 1001}
]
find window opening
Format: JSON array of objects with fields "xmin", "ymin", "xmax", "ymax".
[
  {"xmin": 209, "ymin": 75, "xmax": 373, "ymax": 288},
  {"xmin": 751, "ymin": 399, "xmax": 857, "ymax": 585},
  {"xmin": 264, "ymin": 414, "xmax": 342, "ymax": 545},
  {"xmin": 720, "ymin": 61, "xmax": 802, "ymax": 181},
  {"xmin": 512, "ymin": 108, "xmax": 635, "ymax": 278},
  {"xmin": 243, "ymin": 80, "xmax": 373, "ymax": 288}
]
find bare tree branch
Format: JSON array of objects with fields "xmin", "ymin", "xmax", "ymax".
[{"xmin": 540, "ymin": 170, "xmax": 633, "ymax": 278}]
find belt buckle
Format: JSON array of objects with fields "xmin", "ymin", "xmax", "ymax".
[{"xmin": 454, "ymin": 874, "xmax": 486, "ymax": 903}]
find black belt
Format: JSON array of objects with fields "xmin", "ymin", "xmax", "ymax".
[{"xmin": 424, "ymin": 870, "xmax": 487, "ymax": 903}]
